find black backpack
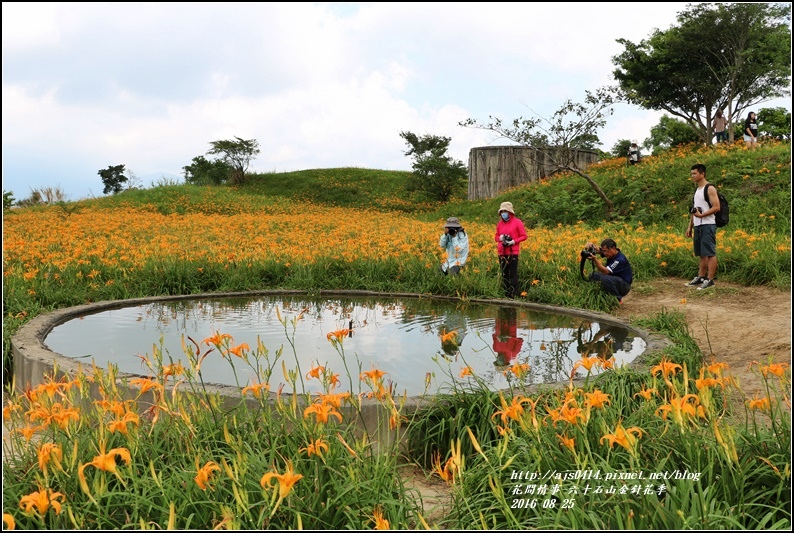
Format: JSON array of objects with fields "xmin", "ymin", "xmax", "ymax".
[{"xmin": 705, "ymin": 183, "xmax": 730, "ymax": 228}]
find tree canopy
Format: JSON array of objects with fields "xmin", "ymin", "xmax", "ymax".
[
  {"xmin": 399, "ymin": 131, "xmax": 467, "ymax": 203},
  {"xmin": 207, "ymin": 137, "xmax": 260, "ymax": 185},
  {"xmin": 612, "ymin": 2, "xmax": 791, "ymax": 144},
  {"xmin": 98, "ymin": 164, "xmax": 127, "ymax": 195}
]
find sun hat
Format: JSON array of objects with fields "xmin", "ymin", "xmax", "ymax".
[
  {"xmin": 498, "ymin": 202, "xmax": 515, "ymax": 215},
  {"xmin": 444, "ymin": 217, "xmax": 463, "ymax": 229}
]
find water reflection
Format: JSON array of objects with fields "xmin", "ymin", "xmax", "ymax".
[
  {"xmin": 492, "ymin": 307, "xmax": 523, "ymax": 368},
  {"xmin": 44, "ymin": 295, "xmax": 645, "ymax": 396}
]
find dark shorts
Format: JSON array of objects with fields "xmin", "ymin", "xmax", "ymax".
[{"xmin": 694, "ymin": 224, "xmax": 717, "ymax": 257}]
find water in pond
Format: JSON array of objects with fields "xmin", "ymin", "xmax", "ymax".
[{"xmin": 44, "ymin": 295, "xmax": 645, "ymax": 397}]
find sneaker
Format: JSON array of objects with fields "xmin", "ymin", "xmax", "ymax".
[
  {"xmin": 685, "ymin": 276, "xmax": 705, "ymax": 287},
  {"xmin": 697, "ymin": 279, "xmax": 715, "ymax": 290}
]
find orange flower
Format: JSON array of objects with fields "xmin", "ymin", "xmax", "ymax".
[
  {"xmin": 491, "ymin": 393, "xmax": 534, "ymax": 426},
  {"xmin": 242, "ymin": 382, "xmax": 271, "ymax": 398},
  {"xmin": 459, "ymin": 366, "xmax": 473, "ymax": 378},
  {"xmin": 360, "ymin": 368, "xmax": 386, "ymax": 382},
  {"xmin": 760, "ymin": 362, "xmax": 789, "ymax": 378},
  {"xmin": 747, "ymin": 395, "xmax": 771, "ymax": 412},
  {"xmin": 19, "ymin": 488, "xmax": 65, "ymax": 516},
  {"xmin": 195, "ymin": 461, "xmax": 221, "ymax": 490},
  {"xmin": 370, "ymin": 506, "xmax": 390, "ymax": 530},
  {"xmin": 634, "ymin": 387, "xmax": 657, "ymax": 400},
  {"xmin": 303, "ymin": 402, "xmax": 343, "ymax": 424},
  {"xmin": 203, "ymin": 331, "xmax": 232, "ymax": 347},
  {"xmin": 78, "ymin": 445, "xmax": 132, "ymax": 501},
  {"xmin": 300, "ymin": 438, "xmax": 329, "ymax": 458},
  {"xmin": 656, "ymin": 393, "xmax": 705, "ymax": 427},
  {"xmin": 584, "ymin": 390, "xmax": 611, "ymax": 409},
  {"xmin": 505, "ymin": 363, "xmax": 530, "ymax": 378},
  {"xmin": 3, "ymin": 513, "xmax": 14, "ymax": 530},
  {"xmin": 260, "ymin": 460, "xmax": 303, "ymax": 517},
  {"xmin": 107, "ymin": 411, "xmax": 140, "ymax": 435},
  {"xmin": 571, "ymin": 356, "xmax": 600, "ymax": 376},
  {"xmin": 651, "ymin": 357, "xmax": 682, "ymax": 382},
  {"xmin": 326, "ymin": 329, "xmax": 352, "ymax": 342},
  {"xmin": 557, "ymin": 433, "xmax": 576, "ymax": 453},
  {"xmin": 226, "ymin": 343, "xmax": 250, "ymax": 359},
  {"xmin": 37, "ymin": 443, "xmax": 63, "ymax": 478},
  {"xmin": 600, "ymin": 422, "xmax": 644, "ymax": 456},
  {"xmin": 129, "ymin": 377, "xmax": 164, "ymax": 396},
  {"xmin": 306, "ymin": 364, "xmax": 326, "ymax": 380}
]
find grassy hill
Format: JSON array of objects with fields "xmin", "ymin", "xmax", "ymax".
[{"xmin": 78, "ymin": 141, "xmax": 790, "ymax": 235}]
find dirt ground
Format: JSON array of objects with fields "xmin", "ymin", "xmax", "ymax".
[{"xmin": 404, "ymin": 277, "xmax": 792, "ymax": 524}]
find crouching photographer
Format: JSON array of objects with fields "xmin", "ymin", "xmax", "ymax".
[{"xmin": 580, "ymin": 238, "xmax": 633, "ymax": 304}]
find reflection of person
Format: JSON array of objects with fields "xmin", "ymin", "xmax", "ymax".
[
  {"xmin": 627, "ymin": 142, "xmax": 641, "ymax": 165},
  {"xmin": 584, "ymin": 238, "xmax": 633, "ymax": 304},
  {"xmin": 494, "ymin": 202, "xmax": 528, "ymax": 299},
  {"xmin": 438, "ymin": 313, "xmax": 468, "ymax": 357},
  {"xmin": 743, "ymin": 111, "xmax": 758, "ymax": 150},
  {"xmin": 439, "ymin": 217, "xmax": 469, "ymax": 276},
  {"xmin": 576, "ymin": 322, "xmax": 629, "ymax": 360},
  {"xmin": 685, "ymin": 163, "xmax": 720, "ymax": 290},
  {"xmin": 713, "ymin": 110, "xmax": 728, "ymax": 144},
  {"xmin": 492, "ymin": 307, "xmax": 524, "ymax": 367}
]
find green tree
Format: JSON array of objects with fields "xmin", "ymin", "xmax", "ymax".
[
  {"xmin": 613, "ymin": 3, "xmax": 791, "ymax": 144},
  {"xmin": 3, "ymin": 190, "xmax": 15, "ymax": 210},
  {"xmin": 399, "ymin": 132, "xmax": 468, "ymax": 202},
  {"xmin": 460, "ymin": 87, "xmax": 615, "ymax": 215},
  {"xmin": 98, "ymin": 164, "xmax": 127, "ymax": 195},
  {"xmin": 644, "ymin": 115, "xmax": 701, "ymax": 155},
  {"xmin": 182, "ymin": 155, "xmax": 232, "ymax": 185},
  {"xmin": 207, "ymin": 137, "xmax": 260, "ymax": 185},
  {"xmin": 611, "ymin": 139, "xmax": 632, "ymax": 159},
  {"xmin": 757, "ymin": 106, "xmax": 792, "ymax": 140}
]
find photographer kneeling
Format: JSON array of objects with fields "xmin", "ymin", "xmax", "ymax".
[{"xmin": 581, "ymin": 238, "xmax": 633, "ymax": 304}]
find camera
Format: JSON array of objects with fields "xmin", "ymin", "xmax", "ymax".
[
  {"xmin": 500, "ymin": 234, "xmax": 514, "ymax": 246},
  {"xmin": 689, "ymin": 206, "xmax": 702, "ymax": 214},
  {"xmin": 581, "ymin": 243, "xmax": 598, "ymax": 259},
  {"xmin": 447, "ymin": 227, "xmax": 458, "ymax": 237}
]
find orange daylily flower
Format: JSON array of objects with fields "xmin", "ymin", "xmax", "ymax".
[
  {"xmin": 300, "ymin": 438, "xmax": 329, "ymax": 458},
  {"xmin": 656, "ymin": 393, "xmax": 706, "ymax": 427},
  {"xmin": 226, "ymin": 343, "xmax": 250, "ymax": 359},
  {"xmin": 326, "ymin": 329, "xmax": 352, "ymax": 342},
  {"xmin": 760, "ymin": 362, "xmax": 789, "ymax": 378},
  {"xmin": 260, "ymin": 460, "xmax": 303, "ymax": 517},
  {"xmin": 107, "ymin": 411, "xmax": 140, "ymax": 434},
  {"xmin": 634, "ymin": 387, "xmax": 657, "ymax": 400},
  {"xmin": 557, "ymin": 433, "xmax": 576, "ymax": 453},
  {"xmin": 360, "ymin": 368, "xmax": 386, "ymax": 382},
  {"xmin": 370, "ymin": 506, "xmax": 390, "ymax": 530},
  {"xmin": 747, "ymin": 395, "xmax": 771, "ymax": 412},
  {"xmin": 203, "ymin": 331, "xmax": 232, "ymax": 347},
  {"xmin": 303, "ymin": 402, "xmax": 343, "ymax": 424},
  {"xmin": 3, "ymin": 513, "xmax": 15, "ymax": 530},
  {"xmin": 491, "ymin": 393, "xmax": 534, "ymax": 426},
  {"xmin": 195, "ymin": 461, "xmax": 221, "ymax": 490},
  {"xmin": 306, "ymin": 364, "xmax": 326, "ymax": 380},
  {"xmin": 37, "ymin": 442, "xmax": 63, "ymax": 478},
  {"xmin": 459, "ymin": 366, "xmax": 473, "ymax": 378},
  {"xmin": 571, "ymin": 356, "xmax": 600, "ymax": 376},
  {"xmin": 584, "ymin": 390, "xmax": 611, "ymax": 409},
  {"xmin": 651, "ymin": 357, "xmax": 682, "ymax": 382},
  {"xmin": 78, "ymin": 445, "xmax": 132, "ymax": 501},
  {"xmin": 19, "ymin": 488, "xmax": 65, "ymax": 516},
  {"xmin": 242, "ymin": 382, "xmax": 271, "ymax": 398},
  {"xmin": 129, "ymin": 377, "xmax": 164, "ymax": 396},
  {"xmin": 600, "ymin": 422, "xmax": 644, "ymax": 456}
]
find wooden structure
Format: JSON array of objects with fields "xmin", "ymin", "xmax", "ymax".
[{"xmin": 467, "ymin": 146, "xmax": 600, "ymax": 201}]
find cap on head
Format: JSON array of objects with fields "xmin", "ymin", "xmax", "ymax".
[
  {"xmin": 498, "ymin": 202, "xmax": 515, "ymax": 215},
  {"xmin": 444, "ymin": 217, "xmax": 463, "ymax": 229}
]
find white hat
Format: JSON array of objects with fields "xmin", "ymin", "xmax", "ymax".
[
  {"xmin": 498, "ymin": 202, "xmax": 515, "ymax": 215},
  {"xmin": 444, "ymin": 217, "xmax": 463, "ymax": 229}
]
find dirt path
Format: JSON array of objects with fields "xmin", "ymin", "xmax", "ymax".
[
  {"xmin": 404, "ymin": 278, "xmax": 792, "ymax": 524},
  {"xmin": 614, "ymin": 277, "xmax": 792, "ymax": 402}
]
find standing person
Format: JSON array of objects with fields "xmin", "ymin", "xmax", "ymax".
[
  {"xmin": 584, "ymin": 239, "xmax": 633, "ymax": 304},
  {"xmin": 713, "ymin": 110, "xmax": 728, "ymax": 144},
  {"xmin": 438, "ymin": 217, "xmax": 469, "ymax": 276},
  {"xmin": 685, "ymin": 163, "xmax": 720, "ymax": 290},
  {"xmin": 494, "ymin": 202, "xmax": 528, "ymax": 299},
  {"xmin": 743, "ymin": 111, "xmax": 758, "ymax": 149},
  {"xmin": 627, "ymin": 142, "xmax": 641, "ymax": 165}
]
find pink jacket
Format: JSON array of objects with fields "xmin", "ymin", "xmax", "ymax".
[{"xmin": 495, "ymin": 216, "xmax": 528, "ymax": 256}]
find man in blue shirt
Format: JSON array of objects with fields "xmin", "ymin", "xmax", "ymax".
[{"xmin": 586, "ymin": 238, "xmax": 633, "ymax": 304}]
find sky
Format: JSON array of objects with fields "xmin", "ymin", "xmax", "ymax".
[{"xmin": 2, "ymin": 2, "xmax": 791, "ymax": 201}]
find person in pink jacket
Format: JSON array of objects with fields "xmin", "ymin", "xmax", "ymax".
[{"xmin": 494, "ymin": 201, "xmax": 528, "ymax": 299}]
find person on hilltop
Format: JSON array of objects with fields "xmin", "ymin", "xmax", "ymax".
[
  {"xmin": 743, "ymin": 111, "xmax": 758, "ymax": 150},
  {"xmin": 713, "ymin": 110, "xmax": 728, "ymax": 144},
  {"xmin": 494, "ymin": 202, "xmax": 528, "ymax": 299},
  {"xmin": 438, "ymin": 217, "xmax": 469, "ymax": 276}
]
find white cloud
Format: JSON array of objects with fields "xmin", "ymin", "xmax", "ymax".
[{"xmin": 1, "ymin": 2, "xmax": 789, "ymax": 200}]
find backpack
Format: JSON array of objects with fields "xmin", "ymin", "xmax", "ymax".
[{"xmin": 705, "ymin": 183, "xmax": 730, "ymax": 227}]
